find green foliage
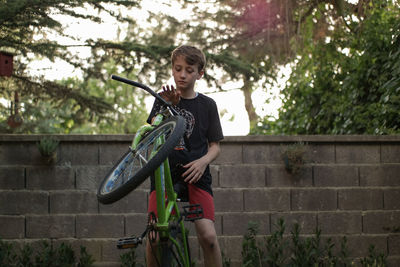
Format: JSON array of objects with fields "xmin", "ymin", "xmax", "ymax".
[
  {"xmin": 264, "ymin": 0, "xmax": 400, "ymax": 134},
  {"xmin": 0, "ymin": 0, "xmax": 139, "ymax": 127},
  {"xmin": 235, "ymin": 218, "xmax": 387, "ymax": 266},
  {"xmin": 120, "ymin": 248, "xmax": 144, "ymax": 267},
  {"xmin": 281, "ymin": 142, "xmax": 307, "ymax": 175},
  {"xmin": 264, "ymin": 218, "xmax": 287, "ymax": 266},
  {"xmin": 222, "ymin": 251, "xmax": 232, "ymax": 267},
  {"xmin": 0, "ymin": 239, "xmax": 95, "ymax": 267},
  {"xmin": 242, "ymin": 221, "xmax": 264, "ymax": 267},
  {"xmin": 1, "ymin": 60, "xmax": 148, "ymax": 134},
  {"xmin": 0, "ymin": 240, "xmax": 17, "ymax": 266},
  {"xmin": 360, "ymin": 245, "xmax": 387, "ymax": 267},
  {"xmin": 37, "ymin": 136, "xmax": 59, "ymax": 156}
]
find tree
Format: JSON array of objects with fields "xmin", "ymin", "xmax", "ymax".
[
  {"xmin": 262, "ymin": 0, "xmax": 400, "ymax": 134},
  {"xmin": 0, "ymin": 0, "xmax": 146, "ymax": 133},
  {"xmin": 147, "ymin": 0, "xmax": 363, "ymax": 132},
  {"xmin": 0, "ymin": 0, "xmax": 264, "ymax": 133}
]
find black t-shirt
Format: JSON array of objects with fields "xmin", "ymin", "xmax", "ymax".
[{"xmin": 147, "ymin": 93, "xmax": 224, "ymax": 195}]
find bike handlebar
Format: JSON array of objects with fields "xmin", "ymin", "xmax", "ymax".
[{"xmin": 111, "ymin": 75, "xmax": 172, "ymax": 108}]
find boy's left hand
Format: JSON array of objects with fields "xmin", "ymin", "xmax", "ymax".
[
  {"xmin": 182, "ymin": 158, "xmax": 207, "ymax": 184},
  {"xmin": 160, "ymin": 85, "xmax": 181, "ymax": 106}
]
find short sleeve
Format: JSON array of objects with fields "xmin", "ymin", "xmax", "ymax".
[{"xmin": 207, "ymin": 99, "xmax": 224, "ymax": 142}]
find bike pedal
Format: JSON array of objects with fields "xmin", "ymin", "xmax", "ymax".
[
  {"xmin": 182, "ymin": 204, "xmax": 203, "ymax": 221},
  {"xmin": 117, "ymin": 237, "xmax": 142, "ymax": 249}
]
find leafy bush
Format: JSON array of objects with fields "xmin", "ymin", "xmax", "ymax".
[
  {"xmin": 37, "ymin": 137, "xmax": 59, "ymax": 157},
  {"xmin": 0, "ymin": 239, "xmax": 94, "ymax": 267},
  {"xmin": 238, "ymin": 218, "xmax": 387, "ymax": 267},
  {"xmin": 120, "ymin": 248, "xmax": 144, "ymax": 267}
]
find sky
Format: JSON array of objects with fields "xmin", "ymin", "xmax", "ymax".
[{"xmin": 27, "ymin": 0, "xmax": 286, "ymax": 136}]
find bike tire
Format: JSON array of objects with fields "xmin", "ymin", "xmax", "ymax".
[
  {"xmin": 160, "ymin": 223, "xmax": 188, "ymax": 267},
  {"xmin": 97, "ymin": 116, "xmax": 186, "ymax": 204}
]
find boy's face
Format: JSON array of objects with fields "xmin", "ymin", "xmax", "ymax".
[{"xmin": 172, "ymin": 55, "xmax": 204, "ymax": 91}]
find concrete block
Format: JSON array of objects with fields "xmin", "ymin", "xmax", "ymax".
[
  {"xmin": 243, "ymin": 143, "xmax": 282, "ymax": 164},
  {"xmin": 99, "ymin": 189, "xmax": 147, "ymax": 214},
  {"xmin": 388, "ymin": 235, "xmax": 400, "ymax": 256},
  {"xmin": 291, "ymin": 189, "xmax": 337, "ymax": 211},
  {"xmin": 26, "ymin": 166, "xmax": 74, "ymax": 190},
  {"xmin": 266, "ymin": 166, "xmax": 312, "ymax": 187},
  {"xmin": 345, "ymin": 235, "xmax": 387, "ymax": 257},
  {"xmin": 76, "ymin": 214, "xmax": 124, "ymax": 238},
  {"xmin": 317, "ymin": 212, "xmax": 362, "ymax": 234},
  {"xmin": 222, "ymin": 212, "xmax": 270, "ymax": 235},
  {"xmin": 384, "ymin": 189, "xmax": 400, "ymax": 210},
  {"xmin": 0, "ymin": 142, "xmax": 42, "ymax": 165},
  {"xmin": 363, "ymin": 211, "xmax": 400, "ymax": 234},
  {"xmin": 0, "ymin": 191, "xmax": 48, "ymax": 215},
  {"xmin": 26, "ymin": 215, "xmax": 75, "ymax": 238},
  {"xmin": 99, "ymin": 143, "xmax": 130, "ymax": 165},
  {"xmin": 214, "ymin": 189, "xmax": 243, "ymax": 212},
  {"xmin": 59, "ymin": 143, "xmax": 99, "ymax": 166},
  {"xmin": 76, "ymin": 166, "xmax": 111, "ymax": 191},
  {"xmin": 219, "ymin": 165, "xmax": 266, "ymax": 188},
  {"xmin": 244, "ymin": 189, "xmax": 290, "ymax": 212},
  {"xmin": 0, "ymin": 167, "xmax": 25, "ymax": 189},
  {"xmin": 336, "ymin": 144, "xmax": 380, "ymax": 164},
  {"xmin": 338, "ymin": 189, "xmax": 383, "ymax": 210},
  {"xmin": 307, "ymin": 144, "xmax": 335, "ymax": 163},
  {"xmin": 215, "ymin": 143, "xmax": 243, "ymax": 164},
  {"xmin": 50, "ymin": 191, "xmax": 98, "ymax": 214},
  {"xmin": 219, "ymin": 236, "xmax": 243, "ymax": 262},
  {"xmin": 0, "ymin": 215, "xmax": 25, "ymax": 238},
  {"xmin": 382, "ymin": 144, "xmax": 400, "ymax": 163},
  {"xmin": 387, "ymin": 256, "xmax": 400, "ymax": 267},
  {"xmin": 125, "ymin": 213, "xmax": 148, "ymax": 236},
  {"xmin": 270, "ymin": 212, "xmax": 317, "ymax": 234},
  {"xmin": 100, "ymin": 239, "xmax": 128, "ymax": 262},
  {"xmin": 210, "ymin": 165, "xmax": 219, "ymax": 186},
  {"xmin": 314, "ymin": 165, "xmax": 359, "ymax": 187},
  {"xmin": 360, "ymin": 165, "xmax": 400, "ymax": 186}
]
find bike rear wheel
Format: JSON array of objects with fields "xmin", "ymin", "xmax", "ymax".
[
  {"xmin": 160, "ymin": 222, "xmax": 189, "ymax": 267},
  {"xmin": 97, "ymin": 116, "xmax": 185, "ymax": 204}
]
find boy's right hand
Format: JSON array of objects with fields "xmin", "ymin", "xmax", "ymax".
[{"xmin": 160, "ymin": 85, "xmax": 181, "ymax": 106}]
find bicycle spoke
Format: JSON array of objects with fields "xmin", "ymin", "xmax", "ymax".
[{"xmin": 138, "ymin": 152, "xmax": 149, "ymax": 164}]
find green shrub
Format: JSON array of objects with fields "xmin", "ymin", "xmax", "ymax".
[
  {"xmin": 0, "ymin": 239, "xmax": 94, "ymax": 267},
  {"xmin": 236, "ymin": 219, "xmax": 387, "ymax": 267},
  {"xmin": 120, "ymin": 248, "xmax": 144, "ymax": 267},
  {"xmin": 37, "ymin": 137, "xmax": 59, "ymax": 157}
]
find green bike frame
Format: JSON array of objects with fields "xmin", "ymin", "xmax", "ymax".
[{"xmin": 132, "ymin": 112, "xmax": 191, "ymax": 266}]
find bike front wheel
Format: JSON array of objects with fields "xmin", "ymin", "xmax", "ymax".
[{"xmin": 97, "ymin": 116, "xmax": 186, "ymax": 204}]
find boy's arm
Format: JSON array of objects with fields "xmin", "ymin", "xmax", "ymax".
[{"xmin": 182, "ymin": 141, "xmax": 220, "ymax": 184}]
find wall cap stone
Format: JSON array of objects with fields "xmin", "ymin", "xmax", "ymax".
[{"xmin": 1, "ymin": 134, "xmax": 400, "ymax": 143}]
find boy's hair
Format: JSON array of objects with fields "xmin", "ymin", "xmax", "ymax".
[{"xmin": 171, "ymin": 45, "xmax": 206, "ymax": 72}]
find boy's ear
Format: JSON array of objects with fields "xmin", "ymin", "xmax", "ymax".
[{"xmin": 197, "ymin": 70, "xmax": 204, "ymax": 80}]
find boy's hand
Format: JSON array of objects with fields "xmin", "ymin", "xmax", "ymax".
[
  {"xmin": 182, "ymin": 158, "xmax": 208, "ymax": 184},
  {"xmin": 160, "ymin": 85, "xmax": 181, "ymax": 106}
]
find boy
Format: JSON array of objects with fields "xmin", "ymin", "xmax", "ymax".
[{"xmin": 146, "ymin": 45, "xmax": 223, "ymax": 267}]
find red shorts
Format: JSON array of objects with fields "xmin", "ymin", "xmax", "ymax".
[{"xmin": 148, "ymin": 184, "xmax": 215, "ymax": 222}]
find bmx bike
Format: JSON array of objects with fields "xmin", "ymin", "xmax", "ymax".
[{"xmin": 97, "ymin": 75, "xmax": 203, "ymax": 267}]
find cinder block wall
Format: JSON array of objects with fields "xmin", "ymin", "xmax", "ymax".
[{"xmin": 1, "ymin": 135, "xmax": 399, "ymax": 266}]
